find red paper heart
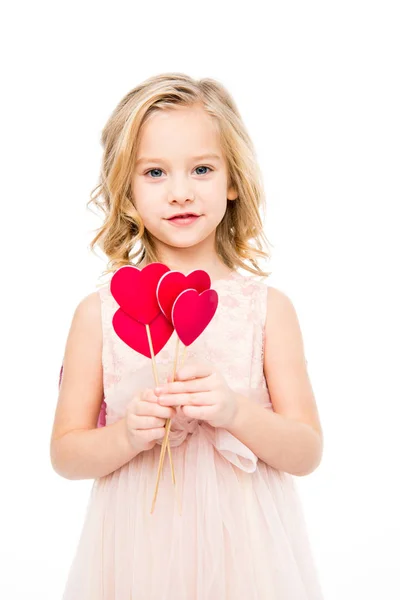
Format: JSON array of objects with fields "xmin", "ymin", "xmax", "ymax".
[
  {"xmin": 157, "ymin": 269, "xmax": 211, "ymax": 322},
  {"xmin": 172, "ymin": 288, "xmax": 218, "ymax": 346},
  {"xmin": 110, "ymin": 263, "xmax": 170, "ymax": 324},
  {"xmin": 112, "ymin": 308, "xmax": 174, "ymax": 358}
]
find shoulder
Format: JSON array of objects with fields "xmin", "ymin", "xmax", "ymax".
[
  {"xmin": 243, "ymin": 279, "xmax": 299, "ymax": 330},
  {"xmin": 265, "ymin": 285, "xmax": 297, "ymax": 318},
  {"xmin": 69, "ymin": 290, "xmax": 103, "ymax": 340},
  {"xmin": 73, "ymin": 290, "xmax": 102, "ymax": 320},
  {"xmin": 239, "ymin": 275, "xmax": 291, "ymax": 304},
  {"xmin": 263, "ymin": 284, "xmax": 303, "ymax": 341},
  {"xmin": 263, "ymin": 284, "xmax": 309, "ymax": 370}
]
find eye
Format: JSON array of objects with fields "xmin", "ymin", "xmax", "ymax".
[
  {"xmin": 194, "ymin": 166, "xmax": 213, "ymax": 175},
  {"xmin": 144, "ymin": 166, "xmax": 214, "ymax": 178},
  {"xmin": 145, "ymin": 168, "xmax": 163, "ymax": 178}
]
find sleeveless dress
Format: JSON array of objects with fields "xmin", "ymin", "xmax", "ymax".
[{"xmin": 61, "ymin": 271, "xmax": 324, "ymax": 600}]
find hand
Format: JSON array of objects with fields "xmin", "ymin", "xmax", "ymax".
[
  {"xmin": 154, "ymin": 360, "xmax": 238, "ymax": 429},
  {"xmin": 124, "ymin": 388, "xmax": 176, "ymax": 454}
]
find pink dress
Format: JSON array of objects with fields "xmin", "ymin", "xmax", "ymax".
[{"xmin": 61, "ymin": 271, "xmax": 324, "ymax": 599}]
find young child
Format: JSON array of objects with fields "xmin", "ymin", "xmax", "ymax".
[{"xmin": 51, "ymin": 72, "xmax": 324, "ymax": 599}]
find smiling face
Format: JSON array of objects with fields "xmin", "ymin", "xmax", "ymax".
[{"xmin": 131, "ymin": 104, "xmax": 237, "ymax": 260}]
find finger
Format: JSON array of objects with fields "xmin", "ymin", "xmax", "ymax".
[
  {"xmin": 136, "ymin": 400, "xmax": 175, "ymax": 419},
  {"xmin": 158, "ymin": 391, "xmax": 215, "ymax": 407},
  {"xmin": 128, "ymin": 390, "xmax": 157, "ymax": 413},
  {"xmin": 155, "ymin": 377, "xmax": 212, "ymax": 396},
  {"xmin": 175, "ymin": 361, "xmax": 214, "ymax": 382},
  {"xmin": 135, "ymin": 427, "xmax": 165, "ymax": 441},
  {"xmin": 128, "ymin": 414, "xmax": 166, "ymax": 430},
  {"xmin": 181, "ymin": 404, "xmax": 219, "ymax": 420},
  {"xmin": 140, "ymin": 388, "xmax": 159, "ymax": 403}
]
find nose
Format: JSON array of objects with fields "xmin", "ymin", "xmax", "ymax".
[{"xmin": 167, "ymin": 174, "xmax": 195, "ymax": 205}]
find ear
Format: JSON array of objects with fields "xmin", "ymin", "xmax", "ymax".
[{"xmin": 227, "ymin": 184, "xmax": 238, "ymax": 201}]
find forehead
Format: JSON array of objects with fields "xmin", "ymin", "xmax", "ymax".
[{"xmin": 136, "ymin": 105, "xmax": 223, "ymax": 161}]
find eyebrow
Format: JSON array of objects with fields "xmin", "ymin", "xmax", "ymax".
[{"xmin": 135, "ymin": 153, "xmax": 222, "ymax": 166}]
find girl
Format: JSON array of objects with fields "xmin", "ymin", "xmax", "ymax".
[{"xmin": 51, "ymin": 72, "xmax": 324, "ymax": 599}]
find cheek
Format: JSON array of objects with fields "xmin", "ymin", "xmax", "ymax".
[
  {"xmin": 211, "ymin": 197, "xmax": 228, "ymax": 224},
  {"xmin": 205, "ymin": 181, "xmax": 228, "ymax": 216},
  {"xmin": 136, "ymin": 205, "xmax": 155, "ymax": 227},
  {"xmin": 133, "ymin": 189, "xmax": 161, "ymax": 228}
]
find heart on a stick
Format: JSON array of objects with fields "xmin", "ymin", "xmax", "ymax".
[
  {"xmin": 110, "ymin": 263, "xmax": 170, "ymax": 324},
  {"xmin": 110, "ymin": 262, "xmax": 178, "ymax": 502},
  {"xmin": 172, "ymin": 288, "xmax": 218, "ymax": 346},
  {"xmin": 157, "ymin": 270, "xmax": 211, "ymax": 322},
  {"xmin": 113, "ymin": 308, "xmax": 174, "ymax": 358}
]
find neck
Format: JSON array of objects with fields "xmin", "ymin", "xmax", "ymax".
[{"xmin": 139, "ymin": 234, "xmax": 233, "ymax": 280}]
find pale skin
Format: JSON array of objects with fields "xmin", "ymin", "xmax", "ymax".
[{"xmin": 50, "ymin": 103, "xmax": 323, "ymax": 480}]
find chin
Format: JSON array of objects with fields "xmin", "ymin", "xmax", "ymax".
[
  {"xmin": 157, "ymin": 231, "xmax": 212, "ymax": 250},
  {"xmin": 165, "ymin": 237, "xmax": 205, "ymax": 249},
  {"xmin": 146, "ymin": 221, "xmax": 217, "ymax": 250}
]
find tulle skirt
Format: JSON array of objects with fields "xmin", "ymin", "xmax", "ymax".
[{"xmin": 61, "ymin": 412, "xmax": 323, "ymax": 600}]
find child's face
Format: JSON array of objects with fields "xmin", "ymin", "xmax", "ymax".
[{"xmin": 131, "ymin": 104, "xmax": 237, "ymax": 255}]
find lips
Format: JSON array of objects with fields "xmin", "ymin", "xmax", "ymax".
[{"xmin": 168, "ymin": 213, "xmax": 199, "ymax": 220}]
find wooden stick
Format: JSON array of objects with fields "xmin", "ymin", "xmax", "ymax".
[
  {"xmin": 180, "ymin": 345, "xmax": 187, "ymax": 368},
  {"xmin": 145, "ymin": 325, "xmax": 175, "ymax": 486},
  {"xmin": 151, "ymin": 335, "xmax": 185, "ymax": 514}
]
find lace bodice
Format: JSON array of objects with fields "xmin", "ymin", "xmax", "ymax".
[{"xmin": 96, "ymin": 270, "xmax": 272, "ymax": 434}]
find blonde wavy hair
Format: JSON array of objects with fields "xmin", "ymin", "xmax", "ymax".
[{"xmin": 87, "ymin": 72, "xmax": 273, "ymax": 282}]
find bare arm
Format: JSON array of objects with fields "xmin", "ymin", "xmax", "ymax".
[
  {"xmin": 226, "ymin": 286, "xmax": 323, "ymax": 476},
  {"xmin": 51, "ymin": 418, "xmax": 140, "ymax": 481},
  {"xmin": 50, "ymin": 291, "xmax": 139, "ymax": 480}
]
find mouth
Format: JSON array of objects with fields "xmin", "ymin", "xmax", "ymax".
[
  {"xmin": 167, "ymin": 212, "xmax": 200, "ymax": 220},
  {"xmin": 166, "ymin": 213, "xmax": 202, "ymax": 226}
]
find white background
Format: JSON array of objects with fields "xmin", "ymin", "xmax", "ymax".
[{"xmin": 1, "ymin": 1, "xmax": 399, "ymax": 598}]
